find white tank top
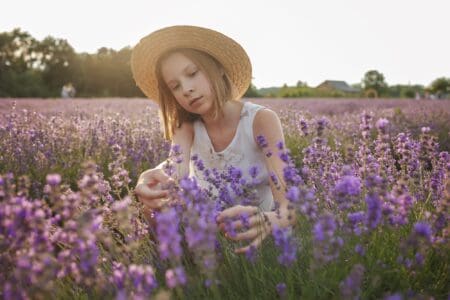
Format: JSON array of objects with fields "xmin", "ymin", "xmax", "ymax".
[{"xmin": 189, "ymin": 101, "xmax": 274, "ymax": 211}]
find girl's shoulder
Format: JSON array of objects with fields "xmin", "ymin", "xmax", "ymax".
[
  {"xmin": 252, "ymin": 107, "xmax": 282, "ymax": 141},
  {"xmin": 253, "ymin": 107, "xmax": 280, "ymax": 127}
]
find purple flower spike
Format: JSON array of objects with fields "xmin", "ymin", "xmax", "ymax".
[
  {"xmin": 46, "ymin": 174, "xmax": 61, "ymax": 186},
  {"xmin": 165, "ymin": 266, "xmax": 187, "ymax": 289},
  {"xmin": 156, "ymin": 208, "xmax": 182, "ymax": 261},
  {"xmin": 256, "ymin": 135, "xmax": 268, "ymax": 148},
  {"xmin": 413, "ymin": 222, "xmax": 432, "ymax": 242},
  {"xmin": 276, "ymin": 282, "xmax": 287, "ymax": 298}
]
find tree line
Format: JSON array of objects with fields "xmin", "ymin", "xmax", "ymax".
[
  {"xmin": 1, "ymin": 28, "xmax": 448, "ymax": 99},
  {"xmin": 0, "ymin": 28, "xmax": 142, "ymax": 98}
]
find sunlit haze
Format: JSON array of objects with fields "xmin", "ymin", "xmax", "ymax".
[{"xmin": 2, "ymin": 0, "xmax": 449, "ymax": 88}]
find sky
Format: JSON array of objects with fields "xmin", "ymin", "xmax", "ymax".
[{"xmin": 1, "ymin": 0, "xmax": 449, "ymax": 88}]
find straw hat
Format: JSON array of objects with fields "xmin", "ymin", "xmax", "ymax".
[{"xmin": 131, "ymin": 25, "xmax": 252, "ymax": 102}]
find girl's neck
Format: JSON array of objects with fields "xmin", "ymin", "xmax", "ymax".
[{"xmin": 200, "ymin": 100, "xmax": 244, "ymax": 130}]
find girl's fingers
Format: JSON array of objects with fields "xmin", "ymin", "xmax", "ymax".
[
  {"xmin": 226, "ymin": 227, "xmax": 257, "ymax": 241},
  {"xmin": 135, "ymin": 183, "xmax": 169, "ymax": 201},
  {"xmin": 142, "ymin": 197, "xmax": 171, "ymax": 209},
  {"xmin": 145, "ymin": 170, "xmax": 174, "ymax": 185},
  {"xmin": 217, "ymin": 205, "xmax": 258, "ymax": 222},
  {"xmin": 229, "ymin": 214, "xmax": 263, "ymax": 231},
  {"xmin": 230, "ymin": 227, "xmax": 259, "ymax": 241},
  {"xmin": 226, "ymin": 222, "xmax": 270, "ymax": 241},
  {"xmin": 235, "ymin": 231, "xmax": 269, "ymax": 254}
]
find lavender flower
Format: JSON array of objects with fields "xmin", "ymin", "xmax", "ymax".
[
  {"xmin": 245, "ymin": 245, "xmax": 258, "ymax": 264},
  {"xmin": 46, "ymin": 174, "xmax": 61, "ymax": 186},
  {"xmin": 360, "ymin": 111, "xmax": 373, "ymax": 140},
  {"xmin": 256, "ymin": 134, "xmax": 268, "ymax": 148},
  {"xmin": 316, "ymin": 117, "xmax": 328, "ymax": 137},
  {"xmin": 347, "ymin": 211, "xmax": 366, "ymax": 235},
  {"xmin": 272, "ymin": 225, "xmax": 298, "ymax": 267},
  {"xmin": 413, "ymin": 222, "xmax": 432, "ymax": 242},
  {"xmin": 300, "ymin": 119, "xmax": 308, "ymax": 136},
  {"xmin": 276, "ymin": 282, "xmax": 287, "ymax": 298},
  {"xmin": 383, "ymin": 293, "xmax": 403, "ymax": 300},
  {"xmin": 313, "ymin": 214, "xmax": 343, "ymax": 264},
  {"xmin": 333, "ymin": 174, "xmax": 361, "ymax": 210},
  {"xmin": 180, "ymin": 177, "xmax": 218, "ymax": 281},
  {"xmin": 375, "ymin": 118, "xmax": 389, "ymax": 133},
  {"xmin": 365, "ymin": 193, "xmax": 382, "ymax": 230},
  {"xmin": 398, "ymin": 221, "xmax": 433, "ymax": 269},
  {"xmin": 155, "ymin": 208, "xmax": 182, "ymax": 261},
  {"xmin": 339, "ymin": 264, "xmax": 365, "ymax": 300},
  {"xmin": 284, "ymin": 186, "xmax": 298, "ymax": 204},
  {"xmin": 165, "ymin": 266, "xmax": 187, "ymax": 288}
]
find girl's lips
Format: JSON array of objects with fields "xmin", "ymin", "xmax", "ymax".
[{"xmin": 190, "ymin": 96, "xmax": 202, "ymax": 106}]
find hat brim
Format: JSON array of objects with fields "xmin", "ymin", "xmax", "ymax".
[{"xmin": 131, "ymin": 25, "xmax": 252, "ymax": 102}]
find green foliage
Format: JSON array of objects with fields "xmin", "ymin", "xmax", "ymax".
[
  {"xmin": 362, "ymin": 70, "xmax": 388, "ymax": 97},
  {"xmin": 429, "ymin": 77, "xmax": 450, "ymax": 98},
  {"xmin": 37, "ymin": 36, "xmax": 78, "ymax": 95},
  {"xmin": 244, "ymin": 83, "xmax": 261, "ymax": 98},
  {"xmin": 0, "ymin": 28, "xmax": 448, "ymax": 100},
  {"xmin": 0, "ymin": 28, "xmax": 144, "ymax": 98},
  {"xmin": 262, "ymin": 84, "xmax": 361, "ymax": 98},
  {"xmin": 386, "ymin": 84, "xmax": 424, "ymax": 98}
]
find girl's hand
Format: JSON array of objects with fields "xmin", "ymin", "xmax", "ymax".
[
  {"xmin": 217, "ymin": 205, "xmax": 295, "ymax": 254},
  {"xmin": 216, "ymin": 205, "xmax": 274, "ymax": 254},
  {"xmin": 134, "ymin": 168, "xmax": 175, "ymax": 217}
]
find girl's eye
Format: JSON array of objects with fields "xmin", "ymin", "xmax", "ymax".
[
  {"xmin": 190, "ymin": 70, "xmax": 198, "ymax": 76},
  {"xmin": 171, "ymin": 84, "xmax": 180, "ymax": 90}
]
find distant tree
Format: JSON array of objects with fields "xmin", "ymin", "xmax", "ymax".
[
  {"xmin": 0, "ymin": 28, "xmax": 37, "ymax": 71},
  {"xmin": 0, "ymin": 28, "xmax": 144, "ymax": 98},
  {"xmin": 296, "ymin": 80, "xmax": 307, "ymax": 88},
  {"xmin": 0, "ymin": 28, "xmax": 44, "ymax": 96},
  {"xmin": 244, "ymin": 83, "xmax": 261, "ymax": 97},
  {"xmin": 430, "ymin": 77, "xmax": 450, "ymax": 98},
  {"xmin": 35, "ymin": 36, "xmax": 77, "ymax": 95},
  {"xmin": 75, "ymin": 47, "xmax": 142, "ymax": 97},
  {"xmin": 387, "ymin": 84, "xmax": 424, "ymax": 98},
  {"xmin": 362, "ymin": 70, "xmax": 387, "ymax": 97},
  {"xmin": 351, "ymin": 83, "xmax": 362, "ymax": 90}
]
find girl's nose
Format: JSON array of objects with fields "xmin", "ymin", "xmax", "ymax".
[
  {"xmin": 182, "ymin": 81, "xmax": 194, "ymax": 95},
  {"xmin": 183, "ymin": 86, "xmax": 194, "ymax": 96}
]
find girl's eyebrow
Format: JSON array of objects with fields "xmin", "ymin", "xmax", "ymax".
[
  {"xmin": 182, "ymin": 64, "xmax": 196, "ymax": 73},
  {"xmin": 167, "ymin": 64, "xmax": 197, "ymax": 85}
]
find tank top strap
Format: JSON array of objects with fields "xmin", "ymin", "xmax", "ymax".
[{"xmin": 240, "ymin": 101, "xmax": 267, "ymax": 143}]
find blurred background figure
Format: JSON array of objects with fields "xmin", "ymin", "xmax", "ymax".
[
  {"xmin": 61, "ymin": 82, "xmax": 76, "ymax": 98},
  {"xmin": 415, "ymin": 91, "xmax": 421, "ymax": 100}
]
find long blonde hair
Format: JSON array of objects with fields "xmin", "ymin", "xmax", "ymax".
[{"xmin": 155, "ymin": 48, "xmax": 233, "ymax": 140}]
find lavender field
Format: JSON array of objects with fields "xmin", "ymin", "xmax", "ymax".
[{"xmin": 0, "ymin": 98, "xmax": 449, "ymax": 299}]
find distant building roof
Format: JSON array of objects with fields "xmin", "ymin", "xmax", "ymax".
[{"xmin": 316, "ymin": 80, "xmax": 360, "ymax": 93}]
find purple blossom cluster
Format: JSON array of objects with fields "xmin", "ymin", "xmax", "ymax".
[
  {"xmin": 1, "ymin": 99, "xmax": 449, "ymax": 298},
  {"xmin": 312, "ymin": 214, "xmax": 343, "ymax": 264},
  {"xmin": 155, "ymin": 207, "xmax": 183, "ymax": 261},
  {"xmin": 108, "ymin": 144, "xmax": 132, "ymax": 194},
  {"xmin": 272, "ymin": 225, "xmax": 298, "ymax": 267},
  {"xmin": 0, "ymin": 162, "xmax": 150, "ymax": 298},
  {"xmin": 178, "ymin": 177, "xmax": 219, "ymax": 282},
  {"xmin": 111, "ymin": 262, "xmax": 157, "ymax": 299},
  {"xmin": 398, "ymin": 221, "xmax": 434, "ymax": 269},
  {"xmin": 339, "ymin": 264, "xmax": 365, "ymax": 299}
]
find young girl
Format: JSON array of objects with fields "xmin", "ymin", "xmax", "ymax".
[{"xmin": 132, "ymin": 25, "xmax": 295, "ymax": 253}]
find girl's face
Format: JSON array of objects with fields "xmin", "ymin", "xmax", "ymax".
[{"xmin": 160, "ymin": 52, "xmax": 214, "ymax": 116}]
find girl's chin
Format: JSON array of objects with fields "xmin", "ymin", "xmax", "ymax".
[{"xmin": 191, "ymin": 103, "xmax": 213, "ymax": 116}]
